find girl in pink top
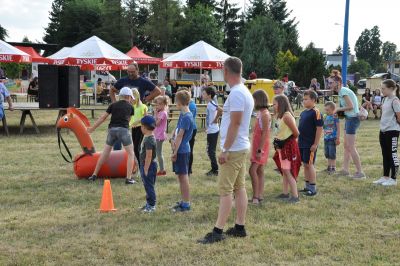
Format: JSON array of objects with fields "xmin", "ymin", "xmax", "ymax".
[
  {"xmin": 249, "ymin": 90, "xmax": 271, "ymax": 205},
  {"xmin": 154, "ymin": 96, "xmax": 169, "ymax": 176}
]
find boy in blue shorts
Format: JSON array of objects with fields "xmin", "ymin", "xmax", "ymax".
[
  {"xmin": 298, "ymin": 90, "xmax": 323, "ymax": 196},
  {"xmin": 170, "ymin": 90, "xmax": 194, "ymax": 212},
  {"xmin": 323, "ymin": 101, "xmax": 340, "ymax": 174}
]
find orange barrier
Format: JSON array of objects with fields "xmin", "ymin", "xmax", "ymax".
[
  {"xmin": 99, "ymin": 180, "xmax": 116, "ymax": 212},
  {"xmin": 57, "ymin": 108, "xmax": 135, "ymax": 179}
]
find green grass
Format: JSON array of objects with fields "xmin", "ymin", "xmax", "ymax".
[{"xmin": 1, "ymin": 106, "xmax": 399, "ymax": 265}]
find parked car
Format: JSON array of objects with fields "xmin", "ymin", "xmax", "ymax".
[{"xmin": 357, "ymin": 79, "xmax": 366, "ymax": 88}]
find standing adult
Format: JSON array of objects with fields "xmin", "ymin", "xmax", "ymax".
[
  {"xmin": 198, "ymin": 57, "xmax": 254, "ymax": 244},
  {"xmin": 110, "ymin": 62, "xmax": 161, "ymax": 104},
  {"xmin": 329, "ymin": 70, "xmax": 365, "ymax": 179},
  {"xmin": 110, "ymin": 63, "xmax": 161, "ymax": 152},
  {"xmin": 170, "ymin": 79, "xmax": 178, "ymax": 104}
]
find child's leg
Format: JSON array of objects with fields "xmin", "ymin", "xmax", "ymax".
[
  {"xmin": 142, "ymin": 163, "xmax": 157, "ymax": 206},
  {"xmin": 282, "ymin": 177, "xmax": 289, "ymax": 195},
  {"xmin": 178, "ymin": 174, "xmax": 190, "ymax": 202},
  {"xmin": 123, "ymin": 144, "xmax": 135, "ymax": 179},
  {"xmin": 188, "ymin": 129, "xmax": 197, "ymax": 174},
  {"xmin": 207, "ymin": 132, "xmax": 219, "ymax": 172},
  {"xmin": 249, "ymin": 162, "xmax": 259, "ymax": 200},
  {"xmin": 256, "ymin": 165, "xmax": 265, "ymax": 200},
  {"xmin": 380, "ymin": 131, "xmax": 391, "ymax": 178},
  {"xmin": 283, "ymin": 169, "xmax": 298, "ymax": 198},
  {"xmin": 156, "ymin": 140, "xmax": 165, "ymax": 171},
  {"xmin": 92, "ymin": 145, "xmax": 113, "ymax": 176},
  {"xmin": 304, "ymin": 163, "xmax": 317, "ymax": 193}
]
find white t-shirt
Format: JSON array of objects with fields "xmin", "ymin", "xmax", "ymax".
[
  {"xmin": 220, "ymin": 83, "xmax": 254, "ymax": 151},
  {"xmin": 206, "ymin": 100, "xmax": 220, "ymax": 134}
]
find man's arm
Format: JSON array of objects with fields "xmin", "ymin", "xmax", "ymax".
[
  {"xmin": 110, "ymin": 86, "xmax": 118, "ymax": 103},
  {"xmin": 144, "ymin": 86, "xmax": 161, "ymax": 103},
  {"xmin": 88, "ymin": 112, "xmax": 109, "ymax": 133},
  {"xmin": 222, "ymin": 111, "xmax": 243, "ymax": 151}
]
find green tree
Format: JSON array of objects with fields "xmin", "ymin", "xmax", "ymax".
[
  {"xmin": 355, "ymin": 26, "xmax": 382, "ymax": 69},
  {"xmin": 335, "ymin": 45, "xmax": 351, "ymax": 55},
  {"xmin": 146, "ymin": 0, "xmax": 183, "ymax": 54},
  {"xmin": 187, "ymin": 0, "xmax": 216, "ymax": 9},
  {"xmin": 96, "ymin": 0, "xmax": 129, "ymax": 52},
  {"xmin": 216, "ymin": 0, "xmax": 241, "ymax": 55},
  {"xmin": 240, "ymin": 16, "xmax": 283, "ymax": 78},
  {"xmin": 347, "ymin": 59, "xmax": 371, "ymax": 77},
  {"xmin": 22, "ymin": 36, "xmax": 32, "ymax": 43},
  {"xmin": 291, "ymin": 43, "xmax": 326, "ymax": 87},
  {"xmin": 275, "ymin": 50, "xmax": 298, "ymax": 79},
  {"xmin": 268, "ymin": 0, "xmax": 300, "ymax": 55},
  {"xmin": 56, "ymin": 0, "xmax": 102, "ymax": 47},
  {"xmin": 381, "ymin": 41, "xmax": 397, "ymax": 62},
  {"xmin": 43, "ymin": 0, "xmax": 67, "ymax": 43},
  {"xmin": 178, "ymin": 4, "xmax": 223, "ymax": 50},
  {"xmin": 0, "ymin": 24, "xmax": 8, "ymax": 41},
  {"xmin": 246, "ymin": 0, "xmax": 268, "ymax": 20},
  {"xmin": 124, "ymin": 0, "xmax": 154, "ymax": 52}
]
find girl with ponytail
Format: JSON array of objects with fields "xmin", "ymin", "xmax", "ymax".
[
  {"xmin": 373, "ymin": 79, "xmax": 400, "ymax": 186},
  {"xmin": 328, "ymin": 70, "xmax": 365, "ymax": 179}
]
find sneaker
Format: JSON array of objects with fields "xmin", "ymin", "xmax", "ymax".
[
  {"xmin": 197, "ymin": 231, "xmax": 225, "ymax": 244},
  {"xmin": 352, "ymin": 172, "xmax": 366, "ymax": 180},
  {"xmin": 142, "ymin": 205, "xmax": 156, "ymax": 213},
  {"xmin": 125, "ymin": 178, "xmax": 136, "ymax": 185},
  {"xmin": 156, "ymin": 171, "xmax": 167, "ymax": 176},
  {"xmin": 381, "ymin": 178, "xmax": 397, "ymax": 186},
  {"xmin": 172, "ymin": 203, "xmax": 191, "ymax": 212},
  {"xmin": 304, "ymin": 190, "xmax": 317, "ymax": 197},
  {"xmin": 225, "ymin": 227, "xmax": 247, "ymax": 237},
  {"xmin": 206, "ymin": 170, "xmax": 219, "ymax": 176},
  {"xmin": 88, "ymin": 175, "xmax": 97, "ymax": 181},
  {"xmin": 275, "ymin": 193, "xmax": 290, "ymax": 199},
  {"xmin": 336, "ymin": 170, "xmax": 350, "ymax": 177},
  {"xmin": 373, "ymin": 177, "xmax": 389, "ymax": 184},
  {"xmin": 329, "ymin": 168, "xmax": 336, "ymax": 175},
  {"xmin": 286, "ymin": 196, "xmax": 300, "ymax": 204}
]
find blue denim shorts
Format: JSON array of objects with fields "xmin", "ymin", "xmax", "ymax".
[
  {"xmin": 344, "ymin": 116, "xmax": 360, "ymax": 135},
  {"xmin": 106, "ymin": 127, "xmax": 132, "ymax": 146},
  {"xmin": 324, "ymin": 139, "xmax": 337, "ymax": 160},
  {"xmin": 173, "ymin": 152, "xmax": 190, "ymax": 175}
]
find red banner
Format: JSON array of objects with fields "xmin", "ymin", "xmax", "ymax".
[{"xmin": 0, "ymin": 54, "xmax": 31, "ymax": 63}]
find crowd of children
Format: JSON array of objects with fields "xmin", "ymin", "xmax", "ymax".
[{"xmin": 86, "ymin": 76, "xmax": 400, "ymax": 214}]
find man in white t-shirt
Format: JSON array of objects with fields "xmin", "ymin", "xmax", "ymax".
[{"xmin": 198, "ymin": 57, "xmax": 254, "ymax": 244}]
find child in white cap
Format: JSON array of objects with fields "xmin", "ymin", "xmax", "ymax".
[{"xmin": 87, "ymin": 87, "xmax": 136, "ymax": 184}]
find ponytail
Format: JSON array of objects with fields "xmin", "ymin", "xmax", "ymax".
[
  {"xmin": 382, "ymin": 79, "xmax": 400, "ymax": 98},
  {"xmin": 396, "ymin": 84, "xmax": 400, "ymax": 98},
  {"xmin": 330, "ymin": 69, "xmax": 343, "ymax": 84}
]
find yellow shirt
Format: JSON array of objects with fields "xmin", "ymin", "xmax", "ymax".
[
  {"xmin": 129, "ymin": 103, "xmax": 148, "ymax": 128},
  {"xmin": 274, "ymin": 112, "xmax": 293, "ymax": 140}
]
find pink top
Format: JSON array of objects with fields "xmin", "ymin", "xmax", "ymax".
[
  {"xmin": 251, "ymin": 109, "xmax": 271, "ymax": 165},
  {"xmin": 154, "ymin": 110, "xmax": 168, "ymax": 141}
]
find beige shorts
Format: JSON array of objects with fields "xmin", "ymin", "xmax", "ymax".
[{"xmin": 218, "ymin": 150, "xmax": 249, "ymax": 196}]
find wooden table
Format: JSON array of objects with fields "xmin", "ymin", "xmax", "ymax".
[{"xmin": 3, "ymin": 103, "xmax": 107, "ymax": 135}]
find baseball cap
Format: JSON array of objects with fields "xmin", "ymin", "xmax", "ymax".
[
  {"xmin": 141, "ymin": 115, "xmax": 156, "ymax": 127},
  {"xmin": 273, "ymin": 81, "xmax": 284, "ymax": 89},
  {"xmin": 119, "ymin": 87, "xmax": 135, "ymax": 99}
]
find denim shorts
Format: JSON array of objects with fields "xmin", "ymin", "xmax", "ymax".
[
  {"xmin": 173, "ymin": 153, "xmax": 190, "ymax": 175},
  {"xmin": 324, "ymin": 139, "xmax": 337, "ymax": 160},
  {"xmin": 344, "ymin": 116, "xmax": 360, "ymax": 135},
  {"xmin": 106, "ymin": 127, "xmax": 132, "ymax": 146}
]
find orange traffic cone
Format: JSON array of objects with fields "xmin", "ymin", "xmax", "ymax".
[{"xmin": 99, "ymin": 179, "xmax": 116, "ymax": 212}]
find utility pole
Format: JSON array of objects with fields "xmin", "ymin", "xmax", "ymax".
[{"xmin": 342, "ymin": 0, "xmax": 350, "ymax": 84}]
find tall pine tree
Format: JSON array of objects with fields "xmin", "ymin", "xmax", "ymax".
[
  {"xmin": 43, "ymin": 0, "xmax": 67, "ymax": 44},
  {"xmin": 246, "ymin": 0, "xmax": 268, "ymax": 20},
  {"xmin": 0, "ymin": 24, "xmax": 8, "ymax": 41},
  {"xmin": 216, "ymin": 0, "xmax": 241, "ymax": 55},
  {"xmin": 187, "ymin": 0, "xmax": 216, "ymax": 9}
]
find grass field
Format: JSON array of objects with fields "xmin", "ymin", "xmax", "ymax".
[{"xmin": 1, "ymin": 106, "xmax": 399, "ymax": 265}]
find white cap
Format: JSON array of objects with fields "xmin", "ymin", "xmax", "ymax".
[{"xmin": 119, "ymin": 87, "xmax": 135, "ymax": 99}]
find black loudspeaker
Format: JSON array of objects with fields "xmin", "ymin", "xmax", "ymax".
[{"xmin": 39, "ymin": 65, "xmax": 80, "ymax": 108}]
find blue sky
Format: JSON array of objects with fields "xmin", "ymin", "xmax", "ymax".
[{"xmin": 1, "ymin": 0, "xmax": 399, "ymax": 55}]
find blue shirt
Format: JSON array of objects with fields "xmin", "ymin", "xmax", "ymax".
[
  {"xmin": 0, "ymin": 83, "xmax": 10, "ymax": 109},
  {"xmin": 298, "ymin": 107, "xmax": 324, "ymax": 148},
  {"xmin": 189, "ymin": 100, "xmax": 197, "ymax": 130},
  {"xmin": 339, "ymin": 87, "xmax": 359, "ymax": 118},
  {"xmin": 114, "ymin": 76, "xmax": 155, "ymax": 101},
  {"xmin": 175, "ymin": 112, "xmax": 194, "ymax": 153},
  {"xmin": 323, "ymin": 114, "xmax": 339, "ymax": 140}
]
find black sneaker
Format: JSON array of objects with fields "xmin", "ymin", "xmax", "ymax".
[
  {"xmin": 197, "ymin": 231, "xmax": 225, "ymax": 244},
  {"xmin": 275, "ymin": 193, "xmax": 290, "ymax": 199},
  {"xmin": 206, "ymin": 170, "xmax": 218, "ymax": 176},
  {"xmin": 125, "ymin": 178, "xmax": 136, "ymax": 185},
  {"xmin": 304, "ymin": 190, "xmax": 317, "ymax": 197},
  {"xmin": 88, "ymin": 175, "xmax": 97, "ymax": 181},
  {"xmin": 225, "ymin": 227, "xmax": 247, "ymax": 238},
  {"xmin": 286, "ymin": 196, "xmax": 300, "ymax": 204}
]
